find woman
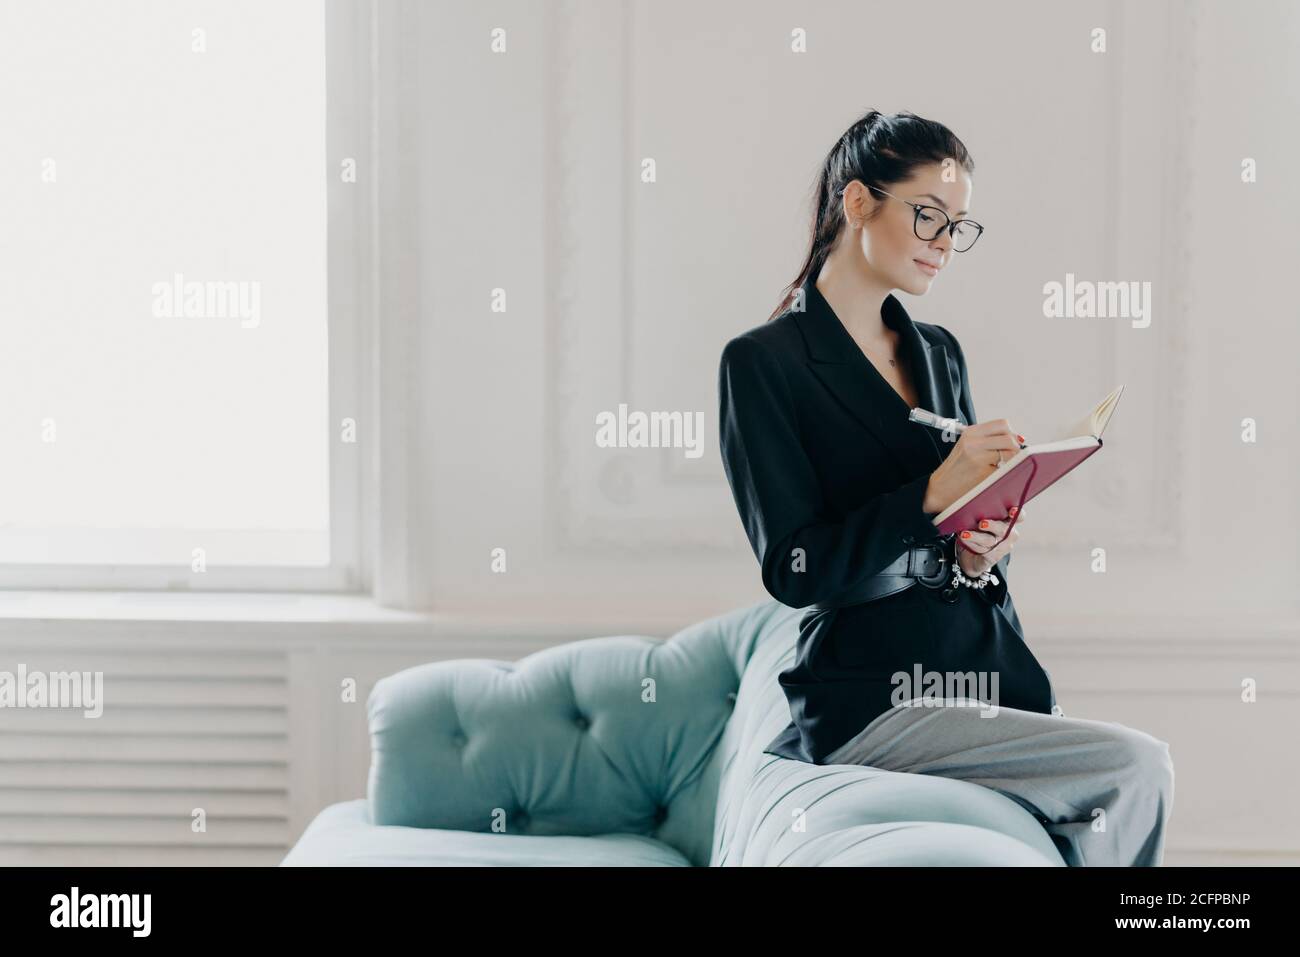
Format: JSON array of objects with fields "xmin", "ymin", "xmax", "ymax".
[{"xmin": 717, "ymin": 109, "xmax": 1174, "ymax": 867}]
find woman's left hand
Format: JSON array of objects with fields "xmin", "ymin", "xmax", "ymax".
[{"xmin": 956, "ymin": 506, "xmax": 1025, "ymax": 577}]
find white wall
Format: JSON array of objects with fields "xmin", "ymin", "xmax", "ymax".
[
  {"xmin": 396, "ymin": 0, "xmax": 1300, "ymax": 863},
  {"xmin": 407, "ymin": 0, "xmax": 1300, "ymax": 627}
]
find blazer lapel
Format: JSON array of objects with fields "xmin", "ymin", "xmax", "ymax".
[{"xmin": 791, "ymin": 273, "xmax": 961, "ymax": 480}]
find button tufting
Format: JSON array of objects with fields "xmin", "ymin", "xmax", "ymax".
[
  {"xmin": 574, "ymin": 715, "xmax": 589, "ymax": 730},
  {"xmin": 725, "ymin": 691, "xmax": 737, "ymax": 706},
  {"xmin": 514, "ymin": 810, "xmax": 529, "ymax": 827},
  {"xmin": 653, "ymin": 805, "xmax": 667, "ymax": 824},
  {"xmin": 451, "ymin": 731, "xmax": 467, "ymax": 746}
]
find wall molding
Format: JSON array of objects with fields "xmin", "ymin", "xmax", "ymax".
[{"xmin": 543, "ymin": 0, "xmax": 1204, "ymax": 557}]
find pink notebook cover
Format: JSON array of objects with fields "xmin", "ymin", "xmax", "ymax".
[{"xmin": 933, "ymin": 440, "xmax": 1103, "ymax": 536}]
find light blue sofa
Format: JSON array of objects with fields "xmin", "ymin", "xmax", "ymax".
[{"xmin": 281, "ymin": 600, "xmax": 1065, "ymax": 866}]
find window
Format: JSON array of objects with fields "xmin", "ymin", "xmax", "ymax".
[{"xmin": 0, "ymin": 0, "xmax": 365, "ymax": 591}]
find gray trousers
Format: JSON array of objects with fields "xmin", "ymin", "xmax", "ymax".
[{"xmin": 823, "ymin": 697, "xmax": 1175, "ymax": 867}]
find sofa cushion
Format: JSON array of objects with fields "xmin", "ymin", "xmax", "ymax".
[
  {"xmin": 281, "ymin": 799, "xmax": 692, "ymax": 867},
  {"xmin": 364, "ymin": 603, "xmax": 785, "ymax": 866}
]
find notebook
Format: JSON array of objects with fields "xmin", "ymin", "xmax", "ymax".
[{"xmin": 931, "ymin": 384, "xmax": 1125, "ymax": 536}]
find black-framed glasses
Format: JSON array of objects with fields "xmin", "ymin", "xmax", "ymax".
[{"xmin": 842, "ymin": 185, "xmax": 985, "ymax": 252}]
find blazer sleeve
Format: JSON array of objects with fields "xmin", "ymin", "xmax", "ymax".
[
  {"xmin": 935, "ymin": 323, "xmax": 1011, "ymax": 607},
  {"xmin": 718, "ymin": 335, "xmax": 941, "ymax": 609}
]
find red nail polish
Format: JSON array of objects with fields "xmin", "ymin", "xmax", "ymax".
[
  {"xmin": 1017, "ymin": 434, "xmax": 1025, "ymax": 443},
  {"xmin": 978, "ymin": 520, "xmax": 989, "ymax": 529},
  {"xmin": 1008, "ymin": 506, "xmax": 1019, "ymax": 515},
  {"xmin": 960, "ymin": 531, "xmax": 971, "ymax": 539}
]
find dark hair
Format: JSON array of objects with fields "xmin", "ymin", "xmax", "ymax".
[{"xmin": 767, "ymin": 109, "xmax": 975, "ymax": 322}]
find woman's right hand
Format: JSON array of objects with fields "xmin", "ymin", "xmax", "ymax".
[{"xmin": 923, "ymin": 418, "xmax": 1025, "ymax": 515}]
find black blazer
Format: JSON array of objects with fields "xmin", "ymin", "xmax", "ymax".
[{"xmin": 718, "ymin": 273, "xmax": 1057, "ymax": 764}]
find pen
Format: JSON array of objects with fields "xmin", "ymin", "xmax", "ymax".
[{"xmin": 909, "ymin": 407, "xmax": 1027, "ymax": 450}]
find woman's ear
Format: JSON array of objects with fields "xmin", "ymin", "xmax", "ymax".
[{"xmin": 840, "ymin": 180, "xmax": 868, "ymax": 225}]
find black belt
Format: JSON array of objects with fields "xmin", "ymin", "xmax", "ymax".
[{"xmin": 809, "ymin": 534, "xmax": 958, "ymax": 611}]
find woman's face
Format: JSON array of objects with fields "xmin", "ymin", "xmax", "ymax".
[{"xmin": 845, "ymin": 163, "xmax": 973, "ymax": 296}]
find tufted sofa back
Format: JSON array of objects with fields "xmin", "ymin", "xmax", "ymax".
[{"xmin": 366, "ymin": 599, "xmax": 804, "ymax": 866}]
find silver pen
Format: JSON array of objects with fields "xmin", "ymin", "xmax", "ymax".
[
  {"xmin": 909, "ymin": 407, "xmax": 1027, "ymax": 449},
  {"xmin": 908, "ymin": 407, "xmax": 966, "ymax": 434}
]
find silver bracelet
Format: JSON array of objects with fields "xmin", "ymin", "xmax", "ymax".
[{"xmin": 951, "ymin": 561, "xmax": 999, "ymax": 590}]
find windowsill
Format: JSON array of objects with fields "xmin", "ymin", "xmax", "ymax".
[
  {"xmin": 0, "ymin": 589, "xmax": 433, "ymax": 625},
  {"xmin": 0, "ymin": 590, "xmax": 693, "ymax": 641}
]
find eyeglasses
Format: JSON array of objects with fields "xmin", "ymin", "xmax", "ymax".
[{"xmin": 841, "ymin": 185, "xmax": 985, "ymax": 252}]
